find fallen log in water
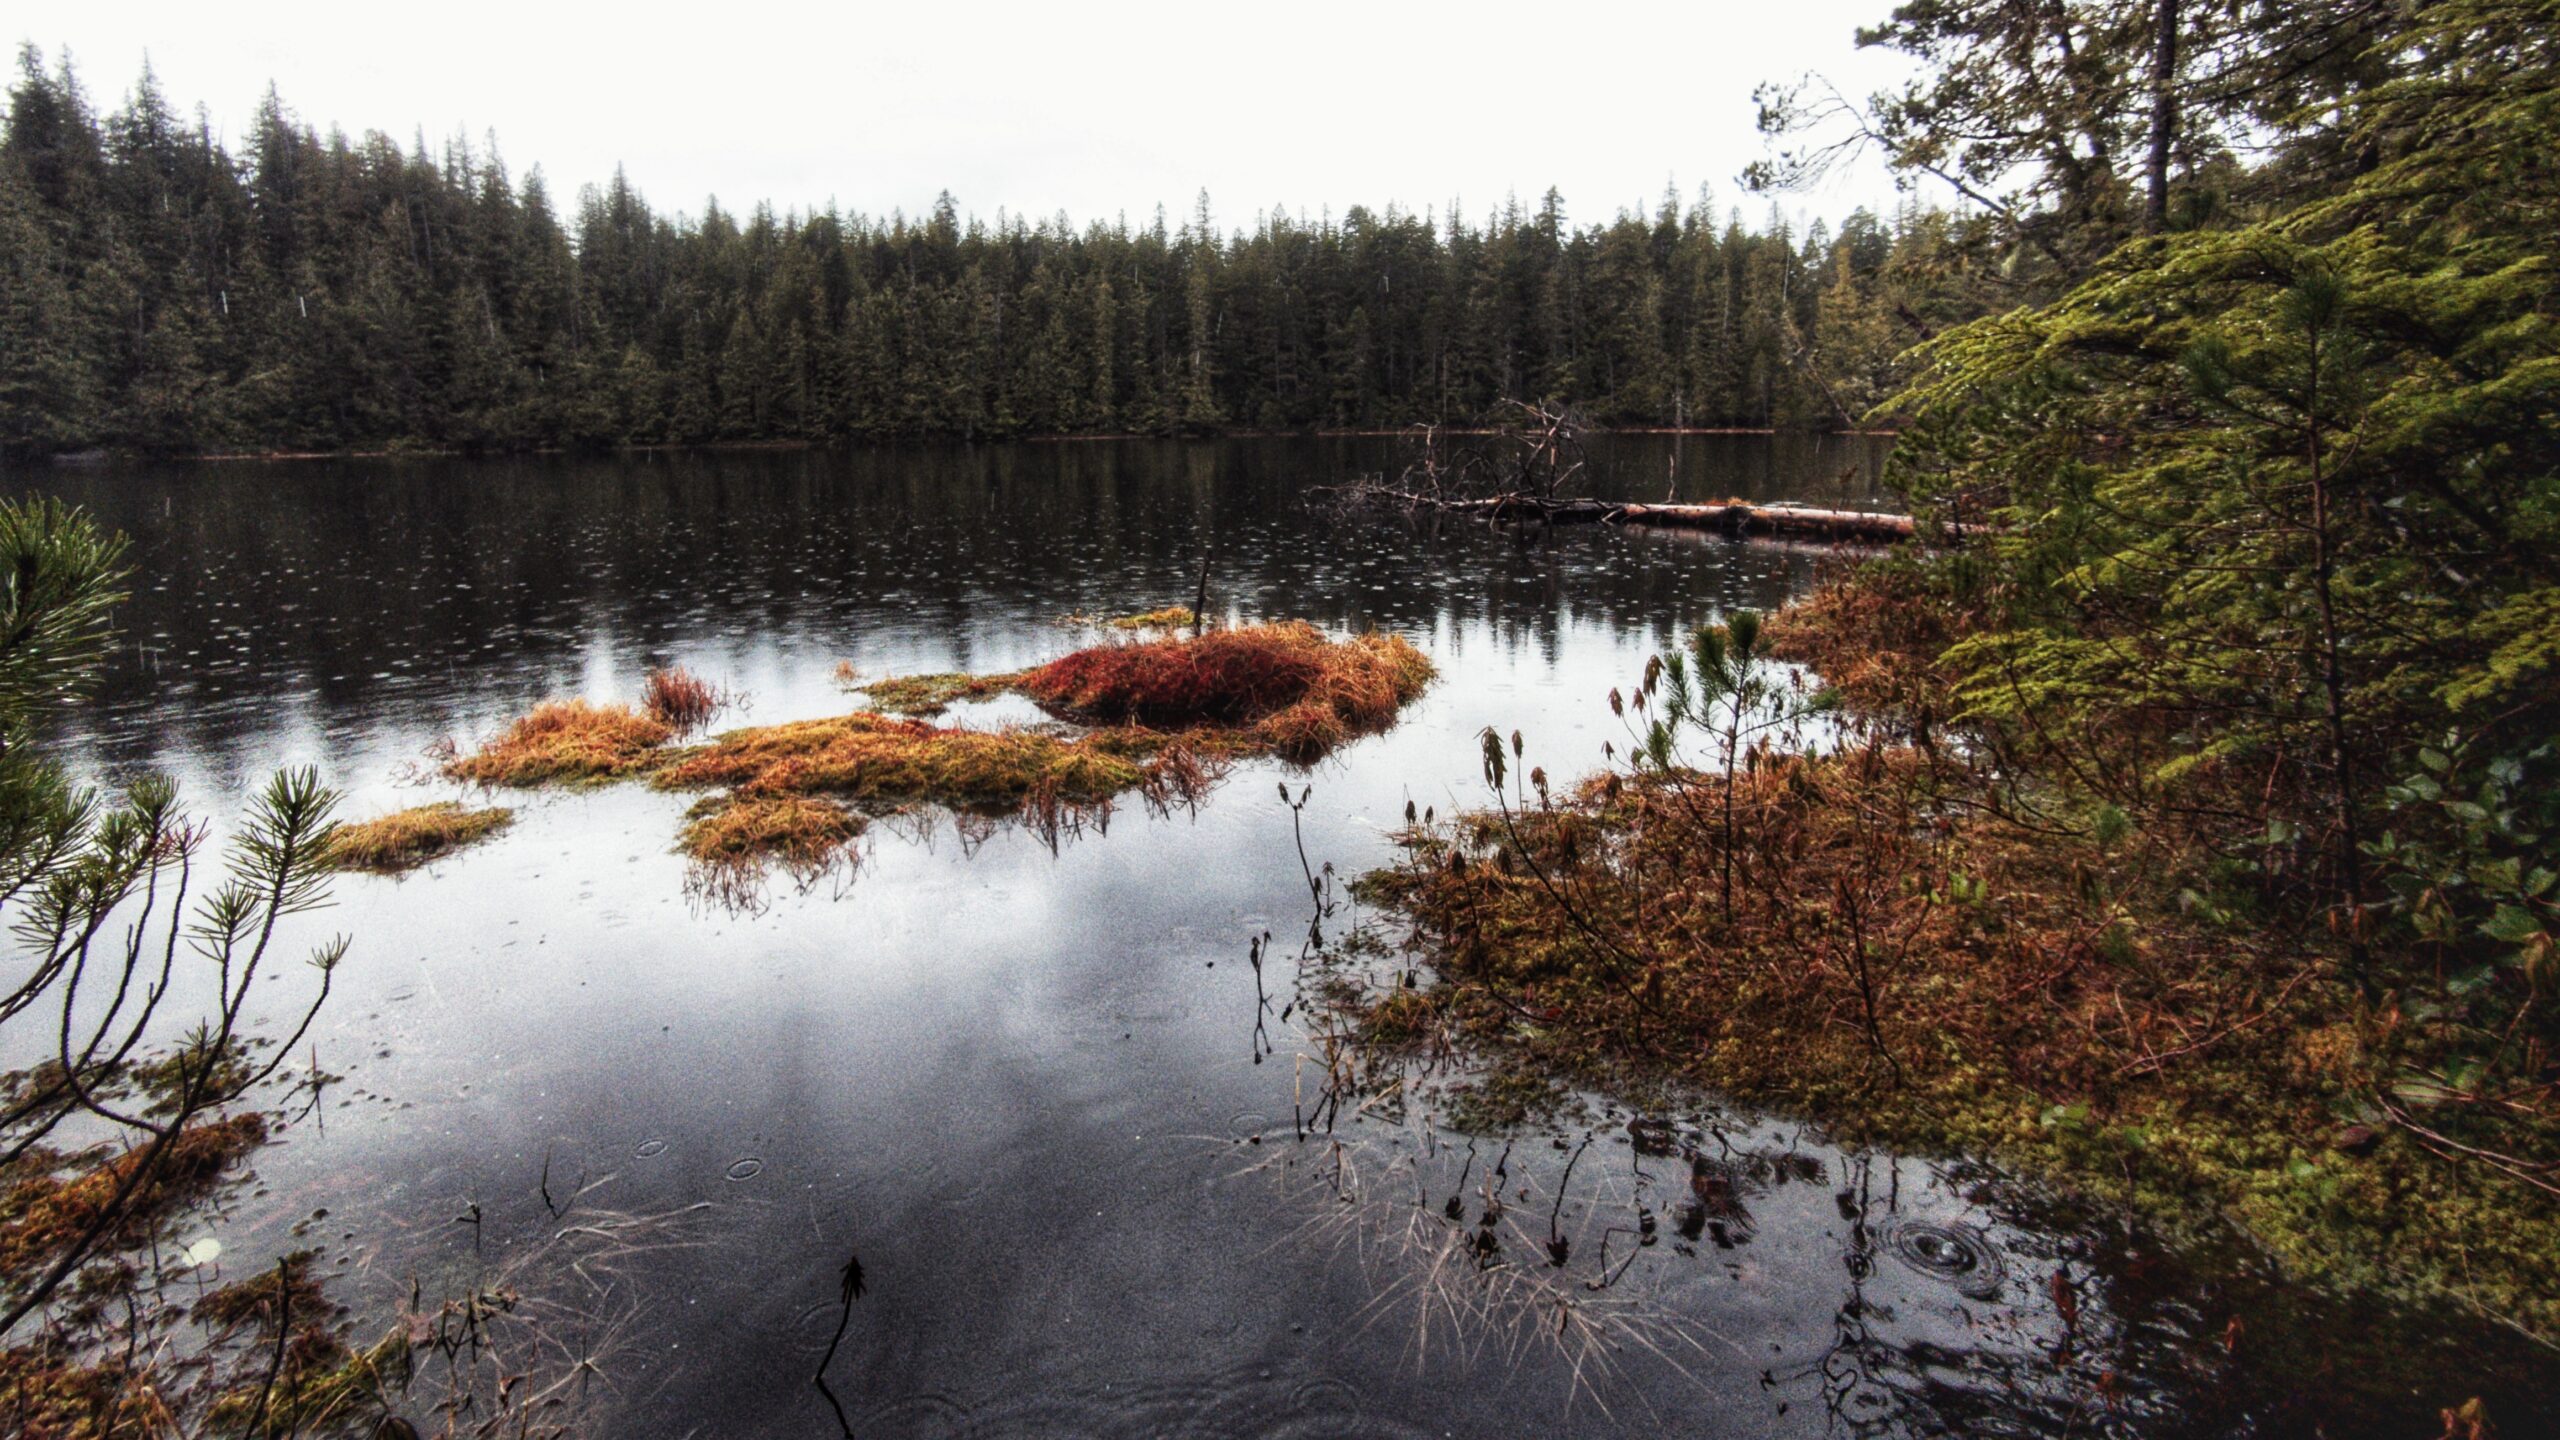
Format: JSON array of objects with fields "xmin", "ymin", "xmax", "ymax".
[{"xmin": 1415, "ymin": 493, "xmax": 1922, "ymax": 542}]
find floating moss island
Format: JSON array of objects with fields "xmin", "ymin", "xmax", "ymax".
[{"xmin": 443, "ymin": 621, "xmax": 1432, "ymax": 896}]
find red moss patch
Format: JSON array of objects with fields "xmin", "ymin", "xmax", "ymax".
[{"xmin": 1019, "ymin": 622, "xmax": 1433, "ymax": 758}]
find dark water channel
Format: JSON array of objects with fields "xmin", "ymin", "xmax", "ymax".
[{"xmin": 9, "ymin": 436, "xmax": 2551, "ymax": 1438}]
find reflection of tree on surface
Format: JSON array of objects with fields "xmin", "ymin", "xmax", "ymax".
[
  {"xmin": 1764, "ymin": 1154, "xmax": 2171, "ymax": 1438},
  {"xmin": 1282, "ymin": 887, "xmax": 2235, "ymax": 1435},
  {"xmin": 37, "ymin": 439, "xmax": 1857, "ymax": 781}
]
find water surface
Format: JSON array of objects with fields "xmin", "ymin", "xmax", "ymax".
[{"xmin": 11, "ymin": 436, "xmax": 2545, "ymax": 1438}]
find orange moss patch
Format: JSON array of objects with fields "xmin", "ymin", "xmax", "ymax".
[
  {"xmin": 1020, "ymin": 622, "xmax": 1433, "ymax": 759},
  {"xmin": 656, "ymin": 713, "xmax": 1148, "ymax": 810},
  {"xmin": 0, "ymin": 1114, "xmax": 268, "ymax": 1281},
  {"xmin": 679, "ymin": 794, "xmax": 865, "ymax": 869},
  {"xmin": 445, "ymin": 700, "xmax": 672, "ymax": 785},
  {"xmin": 324, "ymin": 802, "xmax": 511, "ymax": 873}
]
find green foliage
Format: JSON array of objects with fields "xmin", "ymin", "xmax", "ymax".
[
  {"xmin": 1755, "ymin": 0, "xmax": 2405, "ymax": 275},
  {"xmin": 1864, "ymin": 0, "xmax": 2560, "ymax": 1159},
  {"xmin": 0, "ymin": 497, "xmax": 347, "ymax": 1339},
  {"xmin": 0, "ymin": 496, "xmax": 125, "ymax": 739},
  {"xmin": 2370, "ymin": 742, "xmax": 2559, "ymax": 1076},
  {"xmin": 1890, "ymin": 0, "xmax": 2558, "ymax": 847}
]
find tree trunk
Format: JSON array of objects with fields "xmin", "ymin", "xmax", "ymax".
[{"xmin": 2144, "ymin": 0, "xmax": 2182, "ymax": 233}]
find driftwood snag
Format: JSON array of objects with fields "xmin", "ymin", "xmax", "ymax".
[{"xmin": 1433, "ymin": 495, "xmax": 1918, "ymax": 542}]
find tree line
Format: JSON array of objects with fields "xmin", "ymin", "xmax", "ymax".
[{"xmin": 0, "ymin": 48, "xmax": 2008, "ymax": 457}]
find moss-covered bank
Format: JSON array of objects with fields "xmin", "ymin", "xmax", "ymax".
[{"xmin": 1339, "ymin": 585, "xmax": 2560, "ymax": 1356}]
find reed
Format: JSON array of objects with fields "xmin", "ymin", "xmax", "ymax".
[{"xmin": 641, "ymin": 665, "xmax": 726, "ymax": 732}]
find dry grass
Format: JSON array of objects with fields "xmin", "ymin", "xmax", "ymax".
[
  {"xmin": 0, "ymin": 1115, "xmax": 268, "ymax": 1282},
  {"xmin": 325, "ymin": 802, "xmax": 512, "ymax": 873},
  {"xmin": 1350, "ymin": 625, "xmax": 2560, "ymax": 1338},
  {"xmin": 842, "ymin": 670, "xmax": 1020, "ymax": 717},
  {"xmin": 656, "ymin": 712, "xmax": 1148, "ymax": 810},
  {"xmin": 641, "ymin": 666, "xmax": 725, "ymax": 732},
  {"xmin": 1104, "ymin": 606, "xmax": 1197, "ymax": 630},
  {"xmin": 678, "ymin": 793, "xmax": 865, "ymax": 866},
  {"xmin": 440, "ymin": 625, "xmax": 1427, "ymax": 883},
  {"xmin": 676, "ymin": 793, "xmax": 867, "ymax": 907},
  {"xmin": 446, "ymin": 701, "xmax": 672, "ymax": 786}
]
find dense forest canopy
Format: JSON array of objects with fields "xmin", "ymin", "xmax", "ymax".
[{"xmin": 0, "ymin": 49, "xmax": 2005, "ymax": 456}]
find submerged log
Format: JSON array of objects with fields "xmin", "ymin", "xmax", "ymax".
[{"xmin": 1419, "ymin": 493, "xmax": 1922, "ymax": 543}]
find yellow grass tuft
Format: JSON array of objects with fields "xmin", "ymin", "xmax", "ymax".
[
  {"xmin": 325, "ymin": 802, "xmax": 513, "ymax": 873},
  {"xmin": 845, "ymin": 671, "xmax": 1021, "ymax": 717},
  {"xmin": 1104, "ymin": 606, "xmax": 1197, "ymax": 630},
  {"xmin": 677, "ymin": 794, "xmax": 867, "ymax": 906}
]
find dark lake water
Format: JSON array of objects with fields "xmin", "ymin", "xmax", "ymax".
[{"xmin": 7, "ymin": 436, "xmax": 2549, "ymax": 1438}]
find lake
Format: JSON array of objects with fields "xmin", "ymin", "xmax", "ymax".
[{"xmin": 10, "ymin": 436, "xmax": 2544, "ymax": 1438}]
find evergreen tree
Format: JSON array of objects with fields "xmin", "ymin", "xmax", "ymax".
[{"xmin": 0, "ymin": 46, "xmax": 2005, "ymax": 455}]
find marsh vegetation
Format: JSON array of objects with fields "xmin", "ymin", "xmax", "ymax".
[{"xmin": 444, "ymin": 621, "xmax": 1432, "ymax": 901}]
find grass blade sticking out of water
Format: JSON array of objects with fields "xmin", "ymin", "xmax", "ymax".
[
  {"xmin": 1233, "ymin": 1124, "xmax": 1730, "ymax": 1422},
  {"xmin": 391, "ymin": 1177, "xmax": 721, "ymax": 1438}
]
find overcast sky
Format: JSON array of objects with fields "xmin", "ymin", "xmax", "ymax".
[{"xmin": 20, "ymin": 1, "xmax": 1913, "ymax": 233}]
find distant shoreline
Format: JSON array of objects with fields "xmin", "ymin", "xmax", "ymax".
[{"xmin": 28, "ymin": 426, "xmax": 1900, "ymax": 468}]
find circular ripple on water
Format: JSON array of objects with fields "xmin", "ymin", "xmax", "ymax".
[
  {"xmin": 1248, "ymin": 1415, "xmax": 1444, "ymax": 1440},
  {"xmin": 1886, "ymin": 1220, "xmax": 2007, "ymax": 1301},
  {"xmin": 787, "ymin": 1299, "xmax": 847, "ymax": 1354},
  {"xmin": 855, "ymin": 1391, "xmax": 972, "ymax": 1439},
  {"xmin": 725, "ymin": 1156, "xmax": 766, "ymax": 1182},
  {"xmin": 633, "ymin": 1139, "xmax": 668, "ymax": 1159},
  {"xmin": 1285, "ymin": 1376, "xmax": 1359, "ymax": 1414}
]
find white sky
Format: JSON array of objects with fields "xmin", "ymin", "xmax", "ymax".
[{"xmin": 18, "ymin": 1, "xmax": 1913, "ymax": 233}]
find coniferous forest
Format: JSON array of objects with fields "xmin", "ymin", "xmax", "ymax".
[{"xmin": 0, "ymin": 49, "xmax": 2001, "ymax": 457}]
